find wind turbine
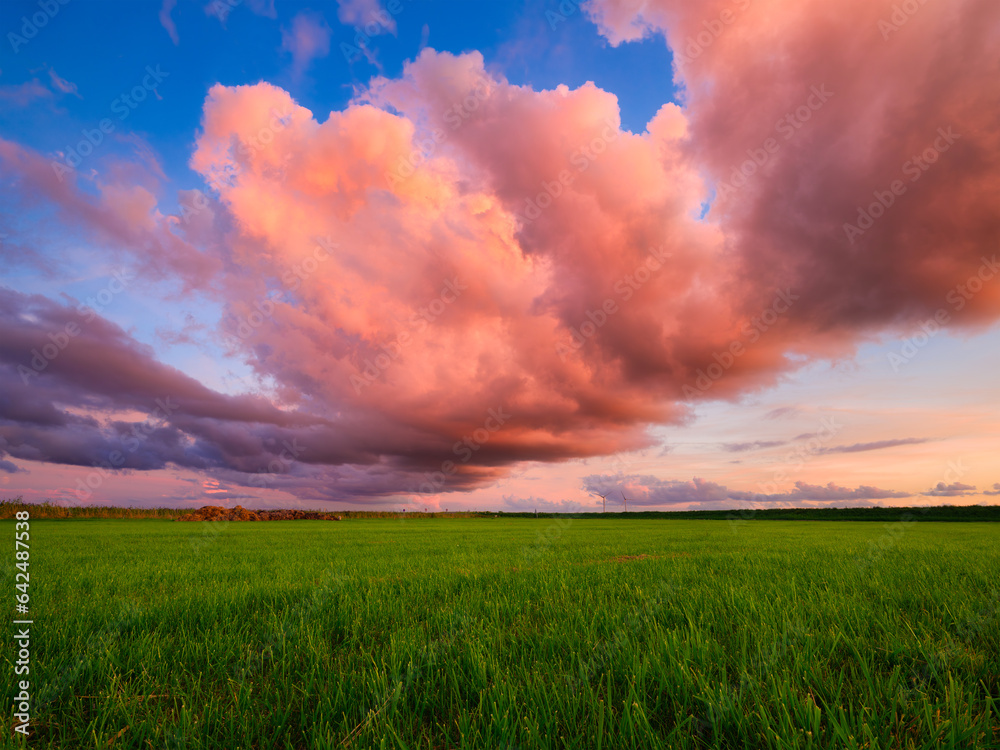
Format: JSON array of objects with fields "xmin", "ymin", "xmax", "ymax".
[
  {"xmin": 592, "ymin": 491, "xmax": 609, "ymax": 513},
  {"xmin": 621, "ymin": 490, "xmax": 629, "ymax": 512}
]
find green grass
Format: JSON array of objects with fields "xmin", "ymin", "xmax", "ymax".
[{"xmin": 2, "ymin": 518, "xmax": 998, "ymax": 748}]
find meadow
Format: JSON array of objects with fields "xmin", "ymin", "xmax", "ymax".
[{"xmin": 1, "ymin": 517, "xmax": 998, "ymax": 749}]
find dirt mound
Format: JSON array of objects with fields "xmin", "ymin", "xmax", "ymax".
[
  {"xmin": 257, "ymin": 509, "xmax": 342, "ymax": 521},
  {"xmin": 175, "ymin": 505, "xmax": 342, "ymax": 522}
]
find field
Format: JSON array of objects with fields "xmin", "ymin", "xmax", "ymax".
[{"xmin": 2, "ymin": 517, "xmax": 998, "ymax": 749}]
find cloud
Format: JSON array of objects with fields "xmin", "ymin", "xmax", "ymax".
[
  {"xmin": 720, "ymin": 435, "xmax": 929, "ymax": 454},
  {"xmin": 48, "ymin": 68, "xmax": 81, "ymax": 99},
  {"xmin": 246, "ymin": 0, "xmax": 276, "ymax": 18},
  {"xmin": 182, "ymin": 60, "xmax": 706, "ymax": 481},
  {"xmin": 721, "ymin": 440, "xmax": 787, "ymax": 452},
  {"xmin": 335, "ymin": 0, "xmax": 396, "ymax": 34},
  {"xmin": 281, "ymin": 11, "xmax": 332, "ymax": 75},
  {"xmin": 0, "ymin": 288, "xmax": 529, "ymax": 501},
  {"xmin": 501, "ymin": 495, "xmax": 583, "ymax": 513},
  {"xmin": 205, "ymin": 0, "xmax": 276, "ymax": 22},
  {"xmin": 984, "ymin": 483, "xmax": 1000, "ymax": 496},
  {"xmin": 0, "ymin": 80, "xmax": 54, "ymax": 107},
  {"xmin": 583, "ymin": 474, "xmax": 911, "ymax": 508},
  {"xmin": 819, "ymin": 438, "xmax": 931, "ymax": 454},
  {"xmin": 586, "ymin": 476, "xmax": 735, "ymax": 507},
  {"xmin": 763, "ymin": 406, "xmax": 800, "ymax": 421},
  {"xmin": 923, "ymin": 482, "xmax": 978, "ymax": 497},
  {"xmin": 0, "ymin": 458, "xmax": 25, "ymax": 474},
  {"xmin": 778, "ymin": 482, "xmax": 912, "ymax": 502},
  {"xmin": 584, "ymin": 0, "xmax": 1000, "ymax": 337},
  {"xmin": 0, "ymin": 137, "xmax": 221, "ymax": 288},
  {"xmin": 159, "ymin": 0, "xmax": 179, "ymax": 45},
  {"xmin": 0, "ymin": 289, "xmax": 330, "ymax": 477}
]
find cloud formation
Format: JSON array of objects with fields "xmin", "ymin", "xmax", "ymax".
[
  {"xmin": 586, "ymin": 0, "xmax": 1000, "ymax": 333},
  {"xmin": 0, "ymin": 81, "xmax": 53, "ymax": 108},
  {"xmin": 281, "ymin": 11, "xmax": 332, "ymax": 75},
  {"xmin": 335, "ymin": 0, "xmax": 396, "ymax": 33},
  {"xmin": 0, "ymin": 458, "xmax": 25, "ymax": 474},
  {"xmin": 819, "ymin": 438, "xmax": 931, "ymax": 455},
  {"xmin": 721, "ymin": 440, "xmax": 787, "ymax": 453},
  {"xmin": 159, "ymin": 0, "xmax": 179, "ymax": 45},
  {"xmin": 582, "ymin": 474, "xmax": 911, "ymax": 509},
  {"xmin": 924, "ymin": 482, "xmax": 978, "ymax": 497},
  {"xmin": 0, "ymin": 288, "xmax": 528, "ymax": 500},
  {"xmin": 47, "ymin": 69, "xmax": 81, "ymax": 99},
  {"xmin": 721, "ymin": 436, "xmax": 930, "ymax": 455}
]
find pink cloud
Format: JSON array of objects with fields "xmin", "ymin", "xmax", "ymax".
[
  {"xmin": 582, "ymin": 474, "xmax": 911, "ymax": 509},
  {"xmin": 335, "ymin": 0, "xmax": 396, "ymax": 34},
  {"xmin": 248, "ymin": 0, "xmax": 277, "ymax": 17},
  {"xmin": 47, "ymin": 68, "xmax": 81, "ymax": 99},
  {"xmin": 205, "ymin": 0, "xmax": 276, "ymax": 23},
  {"xmin": 188, "ymin": 62, "xmax": 702, "ymax": 468},
  {"xmin": 924, "ymin": 482, "xmax": 977, "ymax": 497},
  {"xmin": 0, "ymin": 80, "xmax": 53, "ymax": 107},
  {"xmin": 159, "ymin": 0, "xmax": 179, "ymax": 45},
  {"xmin": 174, "ymin": 33, "xmax": 1000, "ymax": 496},
  {"xmin": 584, "ymin": 0, "xmax": 1000, "ymax": 335},
  {"xmin": 281, "ymin": 11, "xmax": 332, "ymax": 75},
  {"xmin": 0, "ymin": 138, "xmax": 221, "ymax": 289}
]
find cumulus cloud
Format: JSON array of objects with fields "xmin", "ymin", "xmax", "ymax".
[
  {"xmin": 583, "ymin": 474, "xmax": 911, "ymax": 508},
  {"xmin": 501, "ymin": 495, "xmax": 584, "ymax": 513},
  {"xmin": 0, "ymin": 290, "xmax": 325, "ymax": 471},
  {"xmin": 0, "ymin": 288, "xmax": 529, "ymax": 501},
  {"xmin": 924, "ymin": 482, "xmax": 978, "ymax": 497},
  {"xmin": 585, "ymin": 0, "xmax": 1000, "ymax": 333},
  {"xmin": 780, "ymin": 482, "xmax": 912, "ymax": 502},
  {"xmin": 185, "ymin": 61, "xmax": 702, "ymax": 474}
]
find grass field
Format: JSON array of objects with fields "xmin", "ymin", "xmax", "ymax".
[{"xmin": 2, "ymin": 517, "xmax": 998, "ymax": 749}]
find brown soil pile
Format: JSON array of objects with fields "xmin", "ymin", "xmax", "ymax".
[{"xmin": 175, "ymin": 505, "xmax": 342, "ymax": 522}]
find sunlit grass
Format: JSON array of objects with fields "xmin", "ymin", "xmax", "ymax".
[{"xmin": 1, "ymin": 518, "xmax": 997, "ymax": 748}]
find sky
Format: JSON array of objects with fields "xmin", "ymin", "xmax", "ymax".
[{"xmin": 0, "ymin": 0, "xmax": 998, "ymax": 512}]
